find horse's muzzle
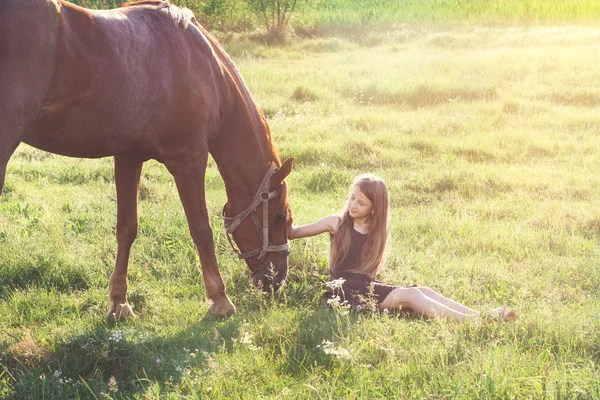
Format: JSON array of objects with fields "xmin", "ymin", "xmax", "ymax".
[{"xmin": 251, "ymin": 261, "xmax": 288, "ymax": 292}]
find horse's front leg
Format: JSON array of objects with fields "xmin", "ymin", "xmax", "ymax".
[
  {"xmin": 165, "ymin": 154, "xmax": 235, "ymax": 317},
  {"xmin": 106, "ymin": 156, "xmax": 143, "ymax": 319},
  {"xmin": 0, "ymin": 142, "xmax": 20, "ymax": 195}
]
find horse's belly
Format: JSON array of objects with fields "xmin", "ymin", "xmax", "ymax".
[
  {"xmin": 22, "ymin": 135, "xmax": 113, "ymax": 159},
  {"xmin": 23, "ymin": 117, "xmax": 134, "ymax": 159},
  {"xmin": 23, "ymin": 101, "xmax": 151, "ymax": 158}
]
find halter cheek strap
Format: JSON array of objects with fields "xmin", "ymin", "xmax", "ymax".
[{"xmin": 222, "ymin": 164, "xmax": 290, "ymax": 264}]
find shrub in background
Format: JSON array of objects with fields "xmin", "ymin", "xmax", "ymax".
[
  {"xmin": 70, "ymin": 0, "xmax": 121, "ymax": 8},
  {"xmin": 70, "ymin": 0, "xmax": 255, "ymax": 32},
  {"xmin": 244, "ymin": 0, "xmax": 305, "ymax": 41},
  {"xmin": 171, "ymin": 0, "xmax": 254, "ymax": 31}
]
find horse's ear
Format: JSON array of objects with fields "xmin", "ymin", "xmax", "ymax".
[{"xmin": 273, "ymin": 158, "xmax": 294, "ymax": 185}]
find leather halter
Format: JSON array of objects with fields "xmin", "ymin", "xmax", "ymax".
[{"xmin": 222, "ymin": 164, "xmax": 290, "ymax": 268}]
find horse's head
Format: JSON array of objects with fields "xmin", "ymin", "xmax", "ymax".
[{"xmin": 223, "ymin": 158, "xmax": 293, "ymax": 292}]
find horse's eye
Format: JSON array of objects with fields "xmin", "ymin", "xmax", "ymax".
[{"xmin": 276, "ymin": 213, "xmax": 285, "ymax": 223}]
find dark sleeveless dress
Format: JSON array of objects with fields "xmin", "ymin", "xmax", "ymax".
[{"xmin": 326, "ymin": 228, "xmax": 399, "ymax": 308}]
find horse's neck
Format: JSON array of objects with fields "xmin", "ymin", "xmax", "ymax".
[
  {"xmin": 210, "ymin": 98, "xmax": 278, "ymax": 206},
  {"xmin": 199, "ymin": 25, "xmax": 280, "ymax": 205}
]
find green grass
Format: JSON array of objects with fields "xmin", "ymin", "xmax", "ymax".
[
  {"xmin": 2, "ymin": 24, "xmax": 600, "ymax": 398},
  {"xmin": 71, "ymin": 0, "xmax": 600, "ymax": 36},
  {"xmin": 299, "ymin": 0, "xmax": 600, "ymax": 28}
]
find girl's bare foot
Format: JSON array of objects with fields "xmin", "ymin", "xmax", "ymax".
[
  {"xmin": 482, "ymin": 305, "xmax": 517, "ymax": 322},
  {"xmin": 489, "ymin": 305, "xmax": 508, "ymax": 317},
  {"xmin": 502, "ymin": 307, "xmax": 518, "ymax": 321}
]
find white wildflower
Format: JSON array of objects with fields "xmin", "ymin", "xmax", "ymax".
[
  {"xmin": 58, "ymin": 377, "xmax": 74, "ymax": 385},
  {"xmin": 319, "ymin": 340, "xmax": 351, "ymax": 359},
  {"xmin": 240, "ymin": 331, "xmax": 253, "ymax": 345},
  {"xmin": 239, "ymin": 331, "xmax": 260, "ymax": 351},
  {"xmin": 380, "ymin": 346, "xmax": 395, "ymax": 353},
  {"xmin": 108, "ymin": 330, "xmax": 126, "ymax": 343},
  {"xmin": 326, "ymin": 296, "xmax": 341, "ymax": 306},
  {"xmin": 325, "ymin": 278, "xmax": 346, "ymax": 290}
]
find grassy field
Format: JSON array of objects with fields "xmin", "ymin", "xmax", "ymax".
[
  {"xmin": 2, "ymin": 20, "xmax": 600, "ymax": 399},
  {"xmin": 71, "ymin": 0, "xmax": 600, "ymax": 33}
]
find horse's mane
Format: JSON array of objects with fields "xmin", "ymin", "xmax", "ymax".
[
  {"xmin": 123, "ymin": 0, "xmax": 166, "ymax": 6},
  {"xmin": 189, "ymin": 22, "xmax": 279, "ymax": 163},
  {"xmin": 122, "ymin": 0, "xmax": 195, "ymax": 29}
]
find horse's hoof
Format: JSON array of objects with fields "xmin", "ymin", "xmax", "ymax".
[
  {"xmin": 208, "ymin": 296, "xmax": 236, "ymax": 317},
  {"xmin": 106, "ymin": 302, "xmax": 137, "ymax": 320}
]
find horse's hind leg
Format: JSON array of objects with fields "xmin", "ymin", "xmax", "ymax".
[
  {"xmin": 1, "ymin": 1, "xmax": 58, "ymax": 193},
  {"xmin": 106, "ymin": 156, "xmax": 143, "ymax": 319},
  {"xmin": 164, "ymin": 154, "xmax": 235, "ymax": 317}
]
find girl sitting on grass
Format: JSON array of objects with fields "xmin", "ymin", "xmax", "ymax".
[{"xmin": 287, "ymin": 174, "xmax": 517, "ymax": 322}]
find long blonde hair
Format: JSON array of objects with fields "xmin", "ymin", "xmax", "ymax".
[{"xmin": 329, "ymin": 174, "xmax": 389, "ymax": 278}]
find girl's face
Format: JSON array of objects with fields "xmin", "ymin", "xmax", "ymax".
[{"xmin": 347, "ymin": 185, "xmax": 374, "ymax": 220}]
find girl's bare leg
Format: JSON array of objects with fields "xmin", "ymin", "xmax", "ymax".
[
  {"xmin": 380, "ymin": 287, "xmax": 476, "ymax": 322},
  {"xmin": 381, "ymin": 287, "xmax": 518, "ymax": 322},
  {"xmin": 416, "ymin": 287, "xmax": 479, "ymax": 315}
]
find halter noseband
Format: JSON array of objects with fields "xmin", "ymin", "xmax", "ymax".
[{"xmin": 222, "ymin": 164, "xmax": 290, "ymax": 271}]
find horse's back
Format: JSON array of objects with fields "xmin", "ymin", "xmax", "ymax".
[{"xmin": 19, "ymin": 1, "xmax": 229, "ymax": 160}]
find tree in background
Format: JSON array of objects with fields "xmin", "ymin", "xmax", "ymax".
[
  {"xmin": 67, "ymin": 0, "xmax": 305, "ymax": 39},
  {"xmin": 245, "ymin": 0, "xmax": 303, "ymax": 41},
  {"xmin": 171, "ymin": 0, "xmax": 253, "ymax": 31}
]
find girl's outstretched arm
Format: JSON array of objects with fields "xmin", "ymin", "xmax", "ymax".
[{"xmin": 288, "ymin": 215, "xmax": 340, "ymax": 240}]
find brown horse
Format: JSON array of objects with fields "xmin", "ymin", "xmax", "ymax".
[{"xmin": 0, "ymin": 0, "xmax": 293, "ymax": 318}]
